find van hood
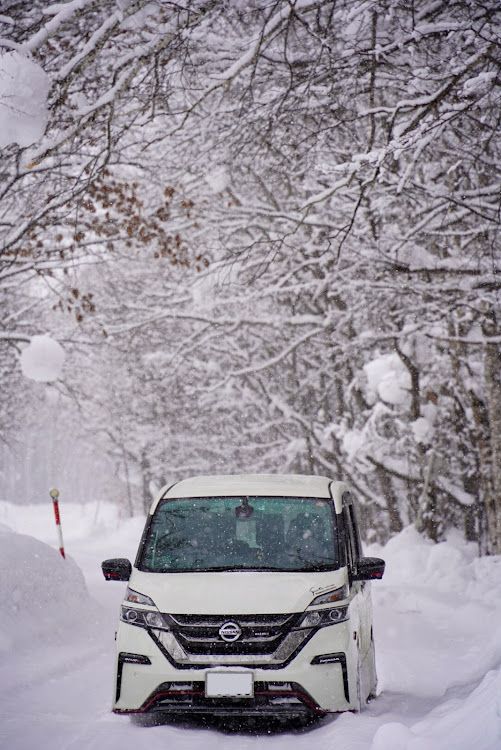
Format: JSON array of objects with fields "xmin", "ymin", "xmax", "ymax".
[{"xmin": 128, "ymin": 568, "xmax": 347, "ymax": 614}]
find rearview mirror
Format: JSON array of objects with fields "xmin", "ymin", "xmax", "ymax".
[
  {"xmin": 101, "ymin": 558, "xmax": 132, "ymax": 581},
  {"xmin": 235, "ymin": 497, "xmax": 254, "ymax": 519}
]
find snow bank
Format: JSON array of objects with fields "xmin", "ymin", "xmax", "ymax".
[
  {"xmin": 371, "ymin": 667, "xmax": 501, "ymax": 750},
  {"xmin": 371, "ymin": 527, "xmax": 501, "ymax": 698},
  {"xmin": 0, "ymin": 525, "xmax": 89, "ymax": 652},
  {"xmin": 368, "ymin": 527, "xmax": 501, "ymax": 749}
]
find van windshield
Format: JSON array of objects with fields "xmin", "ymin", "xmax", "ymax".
[{"xmin": 139, "ymin": 496, "xmax": 340, "ymax": 573}]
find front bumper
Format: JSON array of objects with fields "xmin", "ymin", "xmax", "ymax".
[
  {"xmin": 116, "ymin": 680, "xmax": 327, "ymax": 719},
  {"xmin": 112, "ymin": 619, "xmax": 358, "ymax": 716}
]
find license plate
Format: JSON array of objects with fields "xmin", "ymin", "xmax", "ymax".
[{"xmin": 205, "ymin": 671, "xmax": 254, "ymax": 698}]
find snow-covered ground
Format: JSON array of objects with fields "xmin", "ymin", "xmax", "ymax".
[{"xmin": 1, "ymin": 500, "xmax": 500, "ymax": 750}]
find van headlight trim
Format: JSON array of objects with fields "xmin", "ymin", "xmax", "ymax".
[
  {"xmin": 297, "ymin": 605, "xmax": 349, "ymax": 628},
  {"xmin": 120, "ymin": 605, "xmax": 170, "ymax": 630}
]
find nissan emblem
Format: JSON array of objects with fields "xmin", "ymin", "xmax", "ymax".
[{"xmin": 219, "ymin": 621, "xmax": 242, "ymax": 642}]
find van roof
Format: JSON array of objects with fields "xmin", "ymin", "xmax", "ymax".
[{"xmin": 156, "ymin": 474, "xmax": 336, "ymax": 508}]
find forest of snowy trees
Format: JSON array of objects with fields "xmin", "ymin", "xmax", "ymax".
[{"xmin": 1, "ymin": 1, "xmax": 500, "ymax": 553}]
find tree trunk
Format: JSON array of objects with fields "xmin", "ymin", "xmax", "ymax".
[
  {"xmin": 483, "ymin": 313, "xmax": 501, "ymax": 553},
  {"xmin": 140, "ymin": 449, "xmax": 153, "ymax": 515},
  {"xmin": 375, "ymin": 464, "xmax": 403, "ymax": 535}
]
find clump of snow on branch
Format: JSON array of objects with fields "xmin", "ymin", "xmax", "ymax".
[
  {"xmin": 364, "ymin": 353, "xmax": 411, "ymax": 407},
  {"xmin": 0, "ymin": 50, "xmax": 50, "ymax": 148},
  {"xmin": 20, "ymin": 334, "xmax": 65, "ymax": 382},
  {"xmin": 412, "ymin": 402, "xmax": 438, "ymax": 445},
  {"xmin": 205, "ymin": 166, "xmax": 231, "ymax": 193}
]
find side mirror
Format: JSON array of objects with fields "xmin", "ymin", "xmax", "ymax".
[
  {"xmin": 102, "ymin": 558, "xmax": 132, "ymax": 581},
  {"xmin": 353, "ymin": 556, "xmax": 385, "ymax": 581}
]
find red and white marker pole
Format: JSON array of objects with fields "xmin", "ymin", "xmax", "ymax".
[{"xmin": 50, "ymin": 488, "xmax": 65, "ymax": 559}]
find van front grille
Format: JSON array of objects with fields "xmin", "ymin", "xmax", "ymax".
[{"xmin": 168, "ymin": 613, "xmax": 298, "ymax": 655}]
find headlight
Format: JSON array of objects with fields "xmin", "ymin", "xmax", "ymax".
[
  {"xmin": 125, "ymin": 587, "xmax": 156, "ymax": 606},
  {"xmin": 120, "ymin": 606, "xmax": 170, "ymax": 630},
  {"xmin": 297, "ymin": 605, "xmax": 349, "ymax": 628},
  {"xmin": 309, "ymin": 585, "xmax": 347, "ymax": 606},
  {"xmin": 300, "ymin": 610, "xmax": 322, "ymax": 627}
]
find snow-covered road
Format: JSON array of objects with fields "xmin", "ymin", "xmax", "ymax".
[{"xmin": 1, "ymin": 501, "xmax": 501, "ymax": 750}]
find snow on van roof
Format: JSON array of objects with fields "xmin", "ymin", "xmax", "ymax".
[{"xmin": 160, "ymin": 474, "xmax": 335, "ymax": 501}]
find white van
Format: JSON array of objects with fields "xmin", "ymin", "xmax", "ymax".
[{"xmin": 102, "ymin": 474, "xmax": 385, "ymax": 723}]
